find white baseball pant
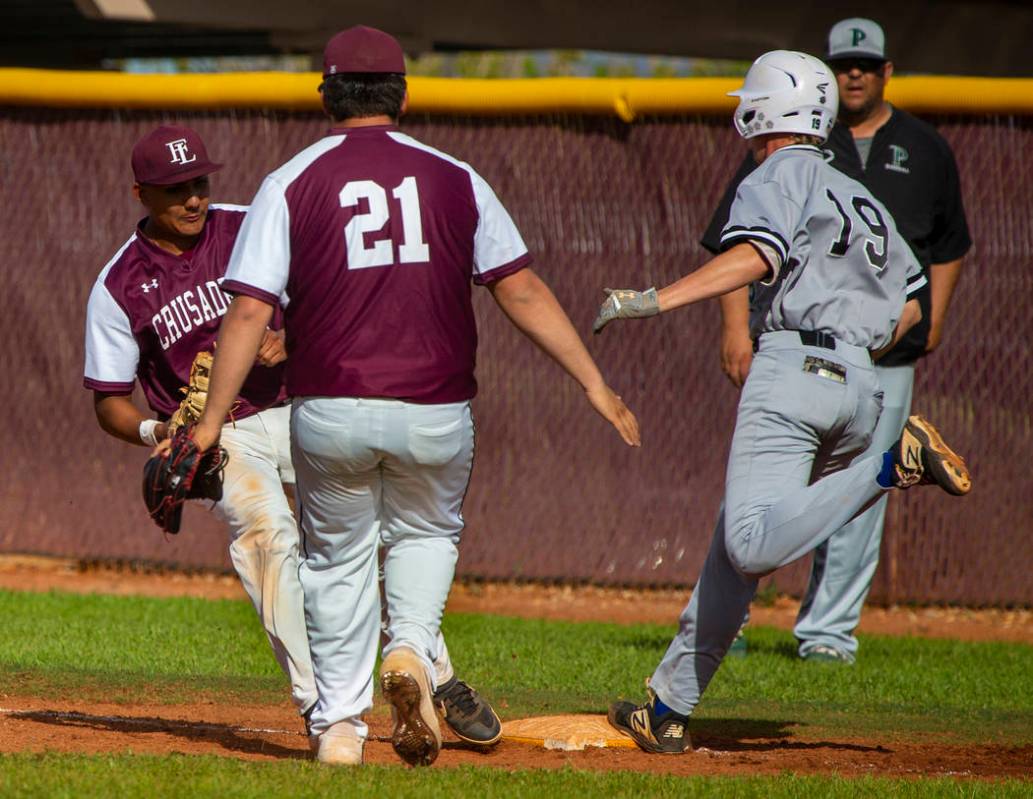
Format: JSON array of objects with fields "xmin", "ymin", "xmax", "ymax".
[
  {"xmin": 211, "ymin": 405, "xmax": 318, "ymax": 714},
  {"xmin": 291, "ymin": 396, "xmax": 474, "ymax": 739}
]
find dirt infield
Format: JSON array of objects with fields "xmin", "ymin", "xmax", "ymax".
[
  {"xmin": 1, "ymin": 698, "xmax": 1030, "ymax": 779},
  {"xmin": 2, "ymin": 555, "xmax": 1031, "ymax": 779}
]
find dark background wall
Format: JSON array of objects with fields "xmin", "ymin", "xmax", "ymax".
[
  {"xmin": 60, "ymin": 0, "xmax": 1033, "ymax": 78},
  {"xmin": 1, "ymin": 108, "xmax": 1029, "ymax": 604}
]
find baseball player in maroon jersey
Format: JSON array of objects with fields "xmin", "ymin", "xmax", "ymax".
[
  {"xmin": 190, "ymin": 26, "xmax": 640, "ymax": 767},
  {"xmin": 84, "ymin": 124, "xmax": 504, "ymax": 755}
]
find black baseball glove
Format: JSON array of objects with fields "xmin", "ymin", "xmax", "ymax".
[{"xmin": 142, "ymin": 426, "xmax": 228, "ymax": 534}]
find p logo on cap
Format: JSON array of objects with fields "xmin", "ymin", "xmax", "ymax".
[
  {"xmin": 131, "ymin": 125, "xmax": 223, "ymax": 186},
  {"xmin": 826, "ymin": 17, "xmax": 887, "ymax": 62}
]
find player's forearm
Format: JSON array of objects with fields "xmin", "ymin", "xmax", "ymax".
[
  {"xmin": 93, "ymin": 393, "xmax": 164, "ymax": 446},
  {"xmin": 719, "ymin": 286, "xmax": 751, "ymax": 335},
  {"xmin": 196, "ymin": 295, "xmax": 274, "ymax": 442},
  {"xmin": 926, "ymin": 258, "xmax": 964, "ymax": 345},
  {"xmin": 491, "ymin": 268, "xmax": 607, "ymax": 392},
  {"xmin": 658, "ymin": 244, "xmax": 769, "ymax": 313},
  {"xmin": 717, "ymin": 286, "xmax": 754, "ymax": 387}
]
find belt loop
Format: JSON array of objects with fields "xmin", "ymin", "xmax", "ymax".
[{"xmin": 799, "ymin": 330, "xmax": 836, "ymax": 350}]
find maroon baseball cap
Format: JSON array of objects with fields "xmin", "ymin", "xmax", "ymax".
[
  {"xmin": 322, "ymin": 25, "xmax": 406, "ymax": 77},
  {"xmin": 131, "ymin": 125, "xmax": 223, "ymax": 186}
]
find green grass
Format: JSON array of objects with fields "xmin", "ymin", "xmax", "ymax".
[
  {"xmin": 0, "ymin": 754, "xmax": 1030, "ymax": 799},
  {"xmin": 2, "ymin": 589, "xmax": 1032, "ymax": 793},
  {"xmin": 445, "ymin": 614, "xmax": 1033, "ymax": 744},
  {"xmin": 0, "ymin": 590, "xmax": 287, "ymax": 705},
  {"xmin": 2, "ymin": 589, "xmax": 1032, "ymax": 745}
]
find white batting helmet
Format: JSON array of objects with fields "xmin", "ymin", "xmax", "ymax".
[{"xmin": 729, "ymin": 50, "xmax": 839, "ymax": 142}]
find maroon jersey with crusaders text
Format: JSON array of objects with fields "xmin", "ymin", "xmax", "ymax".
[
  {"xmin": 84, "ymin": 205, "xmax": 287, "ymax": 420},
  {"xmin": 222, "ymin": 125, "xmax": 532, "ymax": 403}
]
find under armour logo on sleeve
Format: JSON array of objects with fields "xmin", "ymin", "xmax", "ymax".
[
  {"xmin": 165, "ymin": 139, "xmax": 197, "ymax": 166},
  {"xmin": 141, "ymin": 279, "xmax": 159, "ymax": 293}
]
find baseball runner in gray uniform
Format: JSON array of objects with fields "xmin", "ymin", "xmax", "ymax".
[
  {"xmin": 705, "ymin": 18, "xmax": 973, "ymax": 665},
  {"xmin": 85, "ymin": 125, "xmax": 503, "ymax": 755},
  {"xmin": 593, "ymin": 50, "xmax": 971, "ymax": 753}
]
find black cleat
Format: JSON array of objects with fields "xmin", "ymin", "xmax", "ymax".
[
  {"xmin": 891, "ymin": 415, "xmax": 972, "ymax": 495},
  {"xmin": 608, "ymin": 692, "xmax": 690, "ymax": 754},
  {"xmin": 434, "ymin": 676, "xmax": 502, "ymax": 747}
]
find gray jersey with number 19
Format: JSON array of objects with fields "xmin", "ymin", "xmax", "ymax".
[{"xmin": 720, "ymin": 145, "xmax": 926, "ymax": 349}]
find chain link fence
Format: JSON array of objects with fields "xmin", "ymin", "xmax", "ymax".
[{"xmin": 1, "ymin": 107, "xmax": 1028, "ymax": 604}]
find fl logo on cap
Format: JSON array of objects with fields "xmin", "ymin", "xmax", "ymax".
[{"xmin": 166, "ymin": 138, "xmax": 197, "ymax": 166}]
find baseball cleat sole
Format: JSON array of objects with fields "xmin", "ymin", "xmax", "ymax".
[
  {"xmin": 907, "ymin": 415, "xmax": 972, "ymax": 496},
  {"xmin": 382, "ymin": 670, "xmax": 441, "ymax": 766}
]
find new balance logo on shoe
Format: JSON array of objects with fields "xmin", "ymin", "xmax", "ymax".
[
  {"xmin": 608, "ymin": 698, "xmax": 691, "ymax": 754},
  {"xmin": 629, "ymin": 711, "xmax": 657, "ymax": 743}
]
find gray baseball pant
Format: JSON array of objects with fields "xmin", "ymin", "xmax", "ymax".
[
  {"xmin": 793, "ymin": 363, "xmax": 915, "ymax": 660},
  {"xmin": 648, "ymin": 331, "xmax": 890, "ymax": 716}
]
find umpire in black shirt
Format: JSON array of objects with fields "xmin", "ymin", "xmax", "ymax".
[{"xmin": 702, "ymin": 18, "xmax": 971, "ymax": 664}]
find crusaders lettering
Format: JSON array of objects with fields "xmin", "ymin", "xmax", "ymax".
[{"xmin": 151, "ymin": 281, "xmax": 231, "ymax": 350}]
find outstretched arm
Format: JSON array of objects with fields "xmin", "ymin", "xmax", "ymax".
[
  {"xmin": 192, "ymin": 295, "xmax": 274, "ymax": 451},
  {"xmin": 489, "ymin": 268, "xmax": 641, "ymax": 447},
  {"xmin": 656, "ymin": 244, "xmax": 769, "ymax": 313},
  {"xmin": 594, "ymin": 244, "xmax": 769, "ymax": 333}
]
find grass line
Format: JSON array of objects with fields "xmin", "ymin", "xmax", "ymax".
[
  {"xmin": 1, "ymin": 590, "xmax": 1031, "ymax": 746},
  {"xmin": 1, "ymin": 754, "xmax": 1031, "ymax": 799}
]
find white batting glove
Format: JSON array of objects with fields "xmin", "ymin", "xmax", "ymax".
[{"xmin": 592, "ymin": 287, "xmax": 660, "ymax": 334}]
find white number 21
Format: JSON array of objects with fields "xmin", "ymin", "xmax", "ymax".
[{"xmin": 339, "ymin": 176, "xmax": 430, "ymax": 269}]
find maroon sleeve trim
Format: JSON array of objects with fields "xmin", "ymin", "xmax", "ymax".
[
  {"xmin": 221, "ymin": 280, "xmax": 281, "ymax": 307},
  {"xmin": 473, "ymin": 253, "xmax": 533, "ymax": 286},
  {"xmin": 84, "ymin": 377, "xmax": 134, "ymax": 394}
]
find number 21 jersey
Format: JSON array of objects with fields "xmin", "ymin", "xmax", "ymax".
[{"xmin": 222, "ymin": 124, "xmax": 532, "ymax": 403}]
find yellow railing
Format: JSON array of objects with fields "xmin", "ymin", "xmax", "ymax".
[{"xmin": 2, "ymin": 69, "xmax": 1032, "ymax": 119}]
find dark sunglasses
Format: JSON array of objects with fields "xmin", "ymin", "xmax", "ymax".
[{"xmin": 830, "ymin": 58, "xmax": 886, "ymax": 75}]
